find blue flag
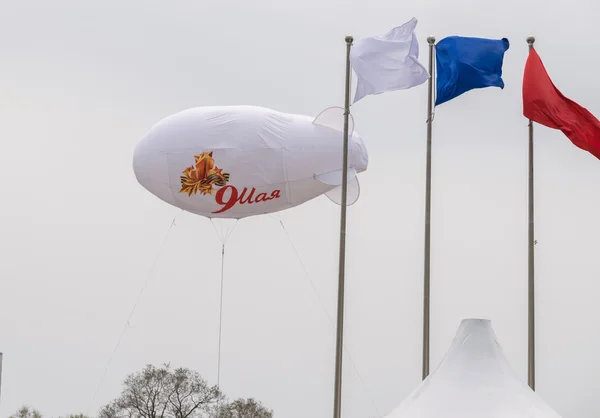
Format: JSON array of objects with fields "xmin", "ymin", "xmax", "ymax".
[{"xmin": 435, "ymin": 36, "xmax": 509, "ymax": 106}]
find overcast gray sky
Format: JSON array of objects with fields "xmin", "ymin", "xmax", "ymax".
[{"xmin": 1, "ymin": 1, "xmax": 599, "ymax": 417}]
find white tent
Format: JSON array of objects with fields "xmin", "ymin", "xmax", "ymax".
[{"xmin": 385, "ymin": 318, "xmax": 563, "ymax": 418}]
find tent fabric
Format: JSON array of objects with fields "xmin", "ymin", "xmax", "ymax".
[{"xmin": 386, "ymin": 318, "xmax": 563, "ymax": 418}]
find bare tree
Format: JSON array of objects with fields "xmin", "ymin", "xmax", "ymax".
[
  {"xmin": 168, "ymin": 368, "xmax": 221, "ymax": 418},
  {"xmin": 59, "ymin": 415, "xmax": 91, "ymax": 418},
  {"xmin": 9, "ymin": 406, "xmax": 42, "ymax": 418},
  {"xmin": 218, "ymin": 398, "xmax": 273, "ymax": 418},
  {"xmin": 99, "ymin": 364, "xmax": 223, "ymax": 418},
  {"xmin": 9, "ymin": 407, "xmax": 90, "ymax": 418}
]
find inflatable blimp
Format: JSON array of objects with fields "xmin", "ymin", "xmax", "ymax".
[{"xmin": 133, "ymin": 105, "xmax": 368, "ymax": 219}]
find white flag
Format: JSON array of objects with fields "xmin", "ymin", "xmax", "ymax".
[{"xmin": 350, "ymin": 17, "xmax": 429, "ymax": 103}]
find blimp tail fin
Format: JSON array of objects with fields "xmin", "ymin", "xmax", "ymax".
[
  {"xmin": 315, "ymin": 168, "xmax": 360, "ymax": 206},
  {"xmin": 313, "ymin": 107, "xmax": 355, "ymax": 135},
  {"xmin": 325, "ymin": 177, "xmax": 360, "ymax": 206},
  {"xmin": 315, "ymin": 167, "xmax": 356, "ymax": 186}
]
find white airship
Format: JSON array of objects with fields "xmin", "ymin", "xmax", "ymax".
[{"xmin": 133, "ymin": 105, "xmax": 369, "ymax": 219}]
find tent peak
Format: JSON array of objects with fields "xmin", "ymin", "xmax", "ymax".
[
  {"xmin": 460, "ymin": 317, "xmax": 491, "ymax": 326},
  {"xmin": 384, "ymin": 317, "xmax": 563, "ymax": 418}
]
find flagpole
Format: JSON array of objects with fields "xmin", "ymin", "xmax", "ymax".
[
  {"xmin": 526, "ymin": 35, "xmax": 536, "ymax": 391},
  {"xmin": 422, "ymin": 35, "xmax": 435, "ymax": 380},
  {"xmin": 333, "ymin": 34, "xmax": 353, "ymax": 418},
  {"xmin": 0, "ymin": 352, "xmax": 3, "ymax": 405}
]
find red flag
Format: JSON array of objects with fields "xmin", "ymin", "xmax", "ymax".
[{"xmin": 523, "ymin": 47, "xmax": 600, "ymax": 160}]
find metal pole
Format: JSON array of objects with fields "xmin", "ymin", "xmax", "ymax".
[
  {"xmin": 526, "ymin": 35, "xmax": 536, "ymax": 391},
  {"xmin": 217, "ymin": 244, "xmax": 225, "ymax": 415},
  {"xmin": 333, "ymin": 35, "xmax": 353, "ymax": 418},
  {"xmin": 422, "ymin": 35, "xmax": 435, "ymax": 380},
  {"xmin": 0, "ymin": 352, "xmax": 3, "ymax": 405}
]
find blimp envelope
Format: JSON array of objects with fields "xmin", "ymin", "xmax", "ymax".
[
  {"xmin": 133, "ymin": 105, "xmax": 368, "ymax": 218},
  {"xmin": 385, "ymin": 318, "xmax": 563, "ymax": 418}
]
